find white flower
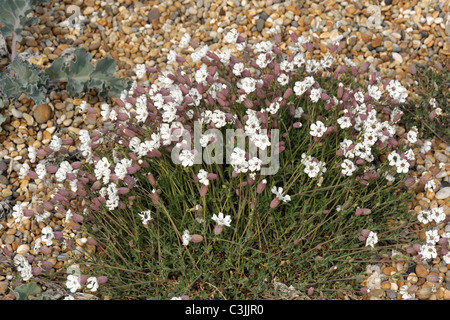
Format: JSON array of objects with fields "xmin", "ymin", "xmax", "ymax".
[
  {"xmin": 406, "ymin": 129, "xmax": 418, "ymax": 144},
  {"xmin": 179, "ymin": 149, "xmax": 195, "ymax": 167},
  {"xmin": 310, "ymin": 121, "xmax": 327, "ymax": 138},
  {"xmin": 179, "ymin": 33, "xmax": 191, "ymax": 48},
  {"xmin": 309, "ymin": 88, "xmax": 322, "ymax": 103},
  {"xmin": 420, "ymin": 141, "xmax": 432, "ymax": 153},
  {"xmin": 12, "ymin": 204, "xmax": 24, "ymax": 224},
  {"xmin": 337, "ymin": 116, "xmax": 352, "ymax": 129},
  {"xmin": 387, "ymin": 152, "xmax": 401, "ymax": 166},
  {"xmin": 224, "ymin": 28, "xmax": 239, "ymax": 43},
  {"xmin": 18, "ymin": 163, "xmax": 30, "ymax": 179},
  {"xmin": 14, "ymin": 254, "xmax": 33, "ymax": 281},
  {"xmin": 424, "ymin": 180, "xmax": 437, "ymax": 192},
  {"xmin": 40, "ymin": 226, "xmax": 54, "ymax": 246},
  {"xmin": 419, "ymin": 243, "xmax": 437, "ymax": 260},
  {"xmin": 64, "ymin": 295, "xmax": 75, "ymax": 300},
  {"xmin": 417, "ymin": 209, "xmax": 432, "ymax": 224},
  {"xmin": 399, "ymin": 285, "xmax": 415, "ymax": 300},
  {"xmin": 167, "ymin": 50, "xmax": 177, "ymax": 64},
  {"xmin": 134, "ymin": 64, "xmax": 146, "ymax": 79},
  {"xmin": 443, "ymin": 252, "xmax": 450, "ymax": 264},
  {"xmin": 365, "ymin": 231, "xmax": 378, "ymax": 248},
  {"xmin": 138, "ymin": 210, "xmax": 153, "ymax": 226},
  {"xmin": 277, "ymin": 73, "xmax": 289, "ymax": 86},
  {"xmin": 28, "ymin": 146, "xmax": 36, "ymax": 163},
  {"xmin": 294, "ymin": 107, "xmax": 304, "ymax": 119},
  {"xmin": 271, "ymin": 186, "xmax": 291, "ymax": 203},
  {"xmin": 217, "ymin": 48, "xmax": 232, "ymax": 65},
  {"xmin": 425, "ymin": 228, "xmax": 440, "ymax": 244},
  {"xmin": 49, "ymin": 135, "xmax": 62, "ymax": 152},
  {"xmin": 197, "ymin": 169, "xmax": 209, "ymax": 185},
  {"xmin": 430, "ymin": 207, "xmax": 446, "ymax": 223},
  {"xmin": 248, "ymin": 157, "xmax": 263, "ymax": 172},
  {"xmin": 66, "ymin": 275, "xmax": 82, "ymax": 293},
  {"xmin": 35, "ymin": 162, "xmax": 47, "ymax": 180},
  {"xmin": 233, "ymin": 62, "xmax": 245, "ymax": 76},
  {"xmin": 86, "ymin": 277, "xmax": 99, "ymax": 292},
  {"xmin": 115, "ymin": 158, "xmax": 133, "ymax": 180},
  {"xmin": 238, "ymin": 77, "xmax": 256, "ymax": 94},
  {"xmin": 367, "ymin": 84, "xmax": 382, "ymax": 101},
  {"xmin": 182, "ymin": 230, "xmax": 190, "ymax": 246},
  {"xmin": 395, "ymin": 158, "xmax": 410, "ymax": 174},
  {"xmin": 212, "ymin": 212, "xmax": 232, "ymax": 227},
  {"xmin": 106, "ymin": 183, "xmax": 119, "ymax": 210},
  {"xmin": 386, "ymin": 79, "xmax": 408, "ymax": 103},
  {"xmin": 341, "ymin": 159, "xmax": 357, "ymax": 176}
]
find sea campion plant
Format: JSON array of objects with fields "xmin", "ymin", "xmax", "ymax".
[{"xmin": 19, "ymin": 29, "xmax": 421, "ymax": 299}]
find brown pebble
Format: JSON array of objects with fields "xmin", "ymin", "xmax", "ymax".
[
  {"xmin": 33, "ymin": 104, "xmax": 53, "ymax": 124},
  {"xmin": 416, "ymin": 264, "xmax": 429, "ymax": 278}
]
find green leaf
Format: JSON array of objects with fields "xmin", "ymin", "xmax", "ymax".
[
  {"xmin": 0, "ymin": 0, "xmax": 51, "ymax": 42},
  {"xmin": 0, "ymin": 58, "xmax": 47, "ymax": 104},
  {"xmin": 11, "ymin": 282, "xmax": 42, "ymax": 300},
  {"xmin": 45, "ymin": 47, "xmax": 131, "ymax": 98}
]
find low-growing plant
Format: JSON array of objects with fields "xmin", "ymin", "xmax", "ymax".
[
  {"xmin": 0, "ymin": 0, "xmax": 131, "ymax": 130},
  {"xmin": 399, "ymin": 62, "xmax": 449, "ymax": 141},
  {"xmin": 19, "ymin": 29, "xmax": 427, "ymax": 299}
]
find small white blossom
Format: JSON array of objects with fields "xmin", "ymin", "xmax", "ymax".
[
  {"xmin": 66, "ymin": 275, "xmax": 82, "ymax": 293},
  {"xmin": 212, "ymin": 212, "xmax": 232, "ymax": 227},
  {"xmin": 365, "ymin": 231, "xmax": 378, "ymax": 248}
]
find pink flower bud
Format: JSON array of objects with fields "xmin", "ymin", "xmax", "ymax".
[
  {"xmin": 293, "ymin": 122, "xmax": 302, "ymax": 128},
  {"xmin": 53, "ymin": 231, "xmax": 63, "ymax": 240},
  {"xmin": 200, "ymin": 184, "xmax": 208, "ymax": 197},
  {"xmin": 97, "ymin": 276, "xmax": 108, "ymax": 284},
  {"xmin": 256, "ymin": 181, "xmax": 266, "ymax": 194},
  {"xmin": 307, "ymin": 287, "xmax": 315, "ymax": 296},
  {"xmin": 355, "ymin": 208, "xmax": 363, "ymax": 216},
  {"xmin": 358, "ymin": 235, "xmax": 366, "ymax": 242},
  {"xmin": 46, "ymin": 166, "xmax": 58, "ymax": 173},
  {"xmin": 404, "ymin": 177, "xmax": 416, "ymax": 187},
  {"xmin": 412, "ymin": 244, "xmax": 421, "ymax": 252},
  {"xmin": 22, "ymin": 209, "xmax": 34, "ymax": 217},
  {"xmin": 71, "ymin": 213, "xmax": 84, "ymax": 223},
  {"xmin": 87, "ymin": 238, "xmax": 98, "ymax": 246},
  {"xmin": 72, "ymin": 224, "xmax": 81, "ymax": 231},
  {"xmin": 40, "ymin": 246, "xmax": 52, "ymax": 255},
  {"xmin": 361, "ymin": 229, "xmax": 371, "ymax": 238},
  {"xmin": 32, "ymin": 267, "xmax": 42, "ymax": 276},
  {"xmin": 115, "ymin": 98, "xmax": 125, "ymax": 107},
  {"xmin": 207, "ymin": 173, "xmax": 218, "ymax": 180},
  {"xmin": 190, "ymin": 235, "xmax": 203, "ymax": 243},
  {"xmin": 270, "ymin": 197, "xmax": 281, "ymax": 209},
  {"xmin": 214, "ymin": 224, "xmax": 223, "ymax": 235},
  {"xmin": 432, "ymin": 167, "xmax": 441, "ymax": 176},
  {"xmin": 79, "ymin": 276, "xmax": 88, "ymax": 285},
  {"xmin": 176, "ymin": 55, "xmax": 186, "ymax": 63},
  {"xmin": 41, "ymin": 260, "xmax": 54, "ymax": 270}
]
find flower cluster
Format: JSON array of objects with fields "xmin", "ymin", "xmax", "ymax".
[{"xmin": 16, "ymin": 25, "xmax": 425, "ymax": 295}]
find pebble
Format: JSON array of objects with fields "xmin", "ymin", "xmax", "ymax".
[
  {"xmin": 22, "ymin": 114, "xmax": 34, "ymax": 126},
  {"xmin": 436, "ymin": 187, "xmax": 450, "ymax": 200},
  {"xmin": 417, "ymin": 287, "xmax": 433, "ymax": 300},
  {"xmin": 33, "ymin": 104, "xmax": 53, "ymax": 124},
  {"xmin": 392, "ymin": 52, "xmax": 403, "ymax": 63}
]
